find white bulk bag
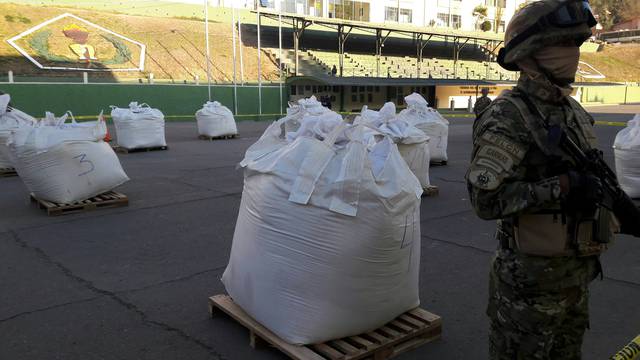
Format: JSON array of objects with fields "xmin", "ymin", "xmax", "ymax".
[
  {"xmin": 222, "ymin": 113, "xmax": 422, "ymax": 345},
  {"xmin": 399, "ymin": 93, "xmax": 449, "ymax": 163},
  {"xmin": 0, "ymin": 94, "xmax": 37, "ymax": 168},
  {"xmin": 614, "ymin": 114, "xmax": 640, "ymax": 198},
  {"xmin": 283, "ymin": 95, "xmax": 333, "ymax": 134},
  {"xmin": 358, "ymin": 102, "xmax": 432, "ymax": 188},
  {"xmin": 10, "ymin": 115, "xmax": 129, "ymax": 203},
  {"xmin": 196, "ymin": 101, "xmax": 238, "ymax": 137},
  {"xmin": 110, "ymin": 102, "xmax": 166, "ymax": 149}
]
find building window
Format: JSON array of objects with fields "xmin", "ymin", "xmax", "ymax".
[
  {"xmin": 351, "ymin": 94, "xmax": 357, "ymax": 102},
  {"xmin": 352, "ymin": 86, "xmax": 358, "ymax": 92},
  {"xmin": 368, "ymin": 93, "xmax": 373, "ymax": 102},
  {"xmin": 291, "ymin": 85, "xmax": 297, "ymax": 95},
  {"xmin": 451, "ymin": 15, "xmax": 461, "ymax": 29},
  {"xmin": 359, "ymin": 93, "xmax": 365, "ymax": 102},
  {"xmin": 333, "ymin": 86, "xmax": 340, "ymax": 92},
  {"xmin": 385, "ymin": 6, "xmax": 398, "ymax": 21},
  {"xmin": 359, "ymin": 86, "xmax": 365, "ymax": 92},
  {"xmin": 375, "ymin": 86, "xmax": 380, "ymax": 92},
  {"xmin": 399, "ymin": 9, "xmax": 412, "ymax": 23},
  {"xmin": 312, "ymin": 85, "xmax": 317, "ymax": 93},
  {"xmin": 437, "ymin": 13, "xmax": 449, "ymax": 26},
  {"xmin": 498, "ymin": 20, "xmax": 506, "ymax": 32},
  {"xmin": 305, "ymin": 85, "xmax": 311, "ymax": 91}
]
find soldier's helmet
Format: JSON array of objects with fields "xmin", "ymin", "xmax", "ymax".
[{"xmin": 498, "ymin": 0, "xmax": 597, "ymax": 71}]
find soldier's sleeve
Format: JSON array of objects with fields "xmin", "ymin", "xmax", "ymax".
[{"xmin": 466, "ymin": 101, "xmax": 563, "ymax": 220}]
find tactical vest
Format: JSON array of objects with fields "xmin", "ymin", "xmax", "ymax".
[{"xmin": 495, "ymin": 89, "xmax": 616, "ymax": 257}]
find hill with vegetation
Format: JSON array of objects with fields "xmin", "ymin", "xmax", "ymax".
[
  {"xmin": 0, "ymin": 2, "xmax": 279, "ymax": 83},
  {"xmin": 580, "ymin": 44, "xmax": 640, "ymax": 83}
]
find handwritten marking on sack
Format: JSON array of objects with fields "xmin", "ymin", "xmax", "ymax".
[
  {"xmin": 477, "ymin": 146, "xmax": 515, "ymax": 171},
  {"xmin": 480, "ymin": 132, "xmax": 526, "ymax": 160},
  {"xmin": 74, "ymin": 153, "xmax": 95, "ymax": 176}
]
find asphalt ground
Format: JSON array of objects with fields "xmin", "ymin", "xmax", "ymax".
[{"xmin": 1, "ymin": 105, "xmax": 639, "ymax": 360}]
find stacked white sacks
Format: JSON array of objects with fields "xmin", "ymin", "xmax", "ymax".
[
  {"xmin": 614, "ymin": 114, "xmax": 640, "ymax": 198},
  {"xmin": 10, "ymin": 111, "xmax": 129, "ymax": 203},
  {"xmin": 222, "ymin": 102, "xmax": 422, "ymax": 345},
  {"xmin": 357, "ymin": 102, "xmax": 432, "ymax": 189},
  {"xmin": 398, "ymin": 93, "xmax": 449, "ymax": 163},
  {"xmin": 110, "ymin": 102, "xmax": 166, "ymax": 149},
  {"xmin": 0, "ymin": 94, "xmax": 36, "ymax": 168},
  {"xmin": 196, "ymin": 101, "xmax": 238, "ymax": 137}
]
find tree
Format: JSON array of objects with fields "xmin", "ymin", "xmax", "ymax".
[
  {"xmin": 472, "ymin": 5, "xmax": 488, "ymax": 31},
  {"xmin": 481, "ymin": 20, "xmax": 492, "ymax": 32},
  {"xmin": 591, "ymin": 0, "xmax": 640, "ymax": 30}
]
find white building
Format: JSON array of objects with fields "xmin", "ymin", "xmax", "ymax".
[{"xmin": 215, "ymin": 0, "xmax": 529, "ymax": 33}]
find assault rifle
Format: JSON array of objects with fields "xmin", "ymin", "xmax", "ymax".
[
  {"xmin": 559, "ymin": 132, "xmax": 640, "ymax": 237},
  {"xmin": 518, "ymin": 93, "xmax": 640, "ymax": 237}
]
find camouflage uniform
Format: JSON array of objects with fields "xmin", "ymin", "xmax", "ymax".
[
  {"xmin": 467, "ymin": 1, "xmax": 608, "ymax": 358},
  {"xmin": 467, "ymin": 73, "xmax": 608, "ymax": 359},
  {"xmin": 473, "ymin": 95, "xmax": 492, "ymax": 117}
]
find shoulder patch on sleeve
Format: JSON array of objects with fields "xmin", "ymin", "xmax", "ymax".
[
  {"xmin": 468, "ymin": 168, "xmax": 500, "ymax": 190},
  {"xmin": 477, "ymin": 145, "xmax": 516, "ymax": 171},
  {"xmin": 480, "ymin": 132, "xmax": 527, "ymax": 160}
]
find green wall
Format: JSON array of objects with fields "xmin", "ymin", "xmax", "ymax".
[
  {"xmin": 580, "ymin": 85, "xmax": 640, "ymax": 104},
  {"xmin": 0, "ymin": 83, "xmax": 286, "ymax": 121}
]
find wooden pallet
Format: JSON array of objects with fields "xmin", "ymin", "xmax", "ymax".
[
  {"xmin": 422, "ymin": 185, "xmax": 439, "ymax": 197},
  {"xmin": 209, "ymin": 294, "xmax": 442, "ymax": 360},
  {"xmin": 113, "ymin": 145, "xmax": 168, "ymax": 154},
  {"xmin": 198, "ymin": 134, "xmax": 238, "ymax": 141},
  {"xmin": 0, "ymin": 167, "xmax": 18, "ymax": 177},
  {"xmin": 31, "ymin": 191, "xmax": 129, "ymax": 216}
]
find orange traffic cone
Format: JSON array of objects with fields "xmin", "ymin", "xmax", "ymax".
[
  {"xmin": 98, "ymin": 111, "xmax": 112, "ymax": 142},
  {"xmin": 104, "ymin": 125, "xmax": 112, "ymax": 142}
]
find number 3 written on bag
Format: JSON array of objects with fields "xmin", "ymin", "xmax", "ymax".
[{"xmin": 74, "ymin": 153, "xmax": 95, "ymax": 176}]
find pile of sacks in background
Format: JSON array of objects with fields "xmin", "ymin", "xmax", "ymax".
[
  {"xmin": 357, "ymin": 101, "xmax": 432, "ymax": 189},
  {"xmin": 0, "ymin": 94, "xmax": 36, "ymax": 169},
  {"xmin": 0, "ymin": 94, "xmax": 129, "ymax": 204},
  {"xmin": 222, "ymin": 94, "xmax": 448, "ymax": 345},
  {"xmin": 614, "ymin": 114, "xmax": 640, "ymax": 198},
  {"xmin": 196, "ymin": 101, "xmax": 238, "ymax": 138},
  {"xmin": 111, "ymin": 102, "xmax": 166, "ymax": 150},
  {"xmin": 398, "ymin": 93, "xmax": 449, "ymax": 164}
]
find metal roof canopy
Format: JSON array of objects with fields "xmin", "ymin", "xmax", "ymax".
[{"xmin": 255, "ymin": 9, "xmax": 504, "ymax": 80}]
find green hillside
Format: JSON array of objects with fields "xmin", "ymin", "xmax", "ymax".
[{"xmin": 0, "ymin": 2, "xmax": 279, "ymax": 82}]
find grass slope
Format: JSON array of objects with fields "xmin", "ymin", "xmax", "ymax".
[
  {"xmin": 580, "ymin": 44, "xmax": 640, "ymax": 83},
  {"xmin": 0, "ymin": 2, "xmax": 279, "ymax": 82}
]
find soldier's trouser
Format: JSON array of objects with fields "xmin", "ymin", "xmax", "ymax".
[{"xmin": 487, "ymin": 249, "xmax": 599, "ymax": 360}]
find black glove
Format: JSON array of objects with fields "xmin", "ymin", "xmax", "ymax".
[{"xmin": 565, "ymin": 171, "xmax": 604, "ymax": 213}]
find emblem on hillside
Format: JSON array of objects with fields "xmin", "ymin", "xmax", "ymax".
[{"xmin": 6, "ymin": 13, "xmax": 146, "ymax": 72}]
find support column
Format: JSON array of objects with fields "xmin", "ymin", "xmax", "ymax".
[
  {"xmin": 337, "ymin": 25, "xmax": 352, "ymax": 77},
  {"xmin": 293, "ymin": 19, "xmax": 300, "ymax": 76}
]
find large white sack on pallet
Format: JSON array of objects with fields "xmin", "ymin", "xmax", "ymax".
[
  {"xmin": 222, "ymin": 112, "xmax": 422, "ymax": 345},
  {"xmin": 358, "ymin": 102, "xmax": 432, "ymax": 188},
  {"xmin": 196, "ymin": 101, "xmax": 238, "ymax": 137},
  {"xmin": 283, "ymin": 95, "xmax": 333, "ymax": 134},
  {"xmin": 398, "ymin": 93, "xmax": 449, "ymax": 163},
  {"xmin": 10, "ymin": 115, "xmax": 129, "ymax": 204},
  {"xmin": 110, "ymin": 102, "xmax": 166, "ymax": 149},
  {"xmin": 614, "ymin": 114, "xmax": 640, "ymax": 198},
  {"xmin": 0, "ymin": 94, "xmax": 37, "ymax": 168}
]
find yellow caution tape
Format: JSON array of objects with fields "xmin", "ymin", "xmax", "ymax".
[
  {"xmin": 611, "ymin": 335, "xmax": 640, "ymax": 360},
  {"xmin": 595, "ymin": 121, "xmax": 627, "ymax": 127}
]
